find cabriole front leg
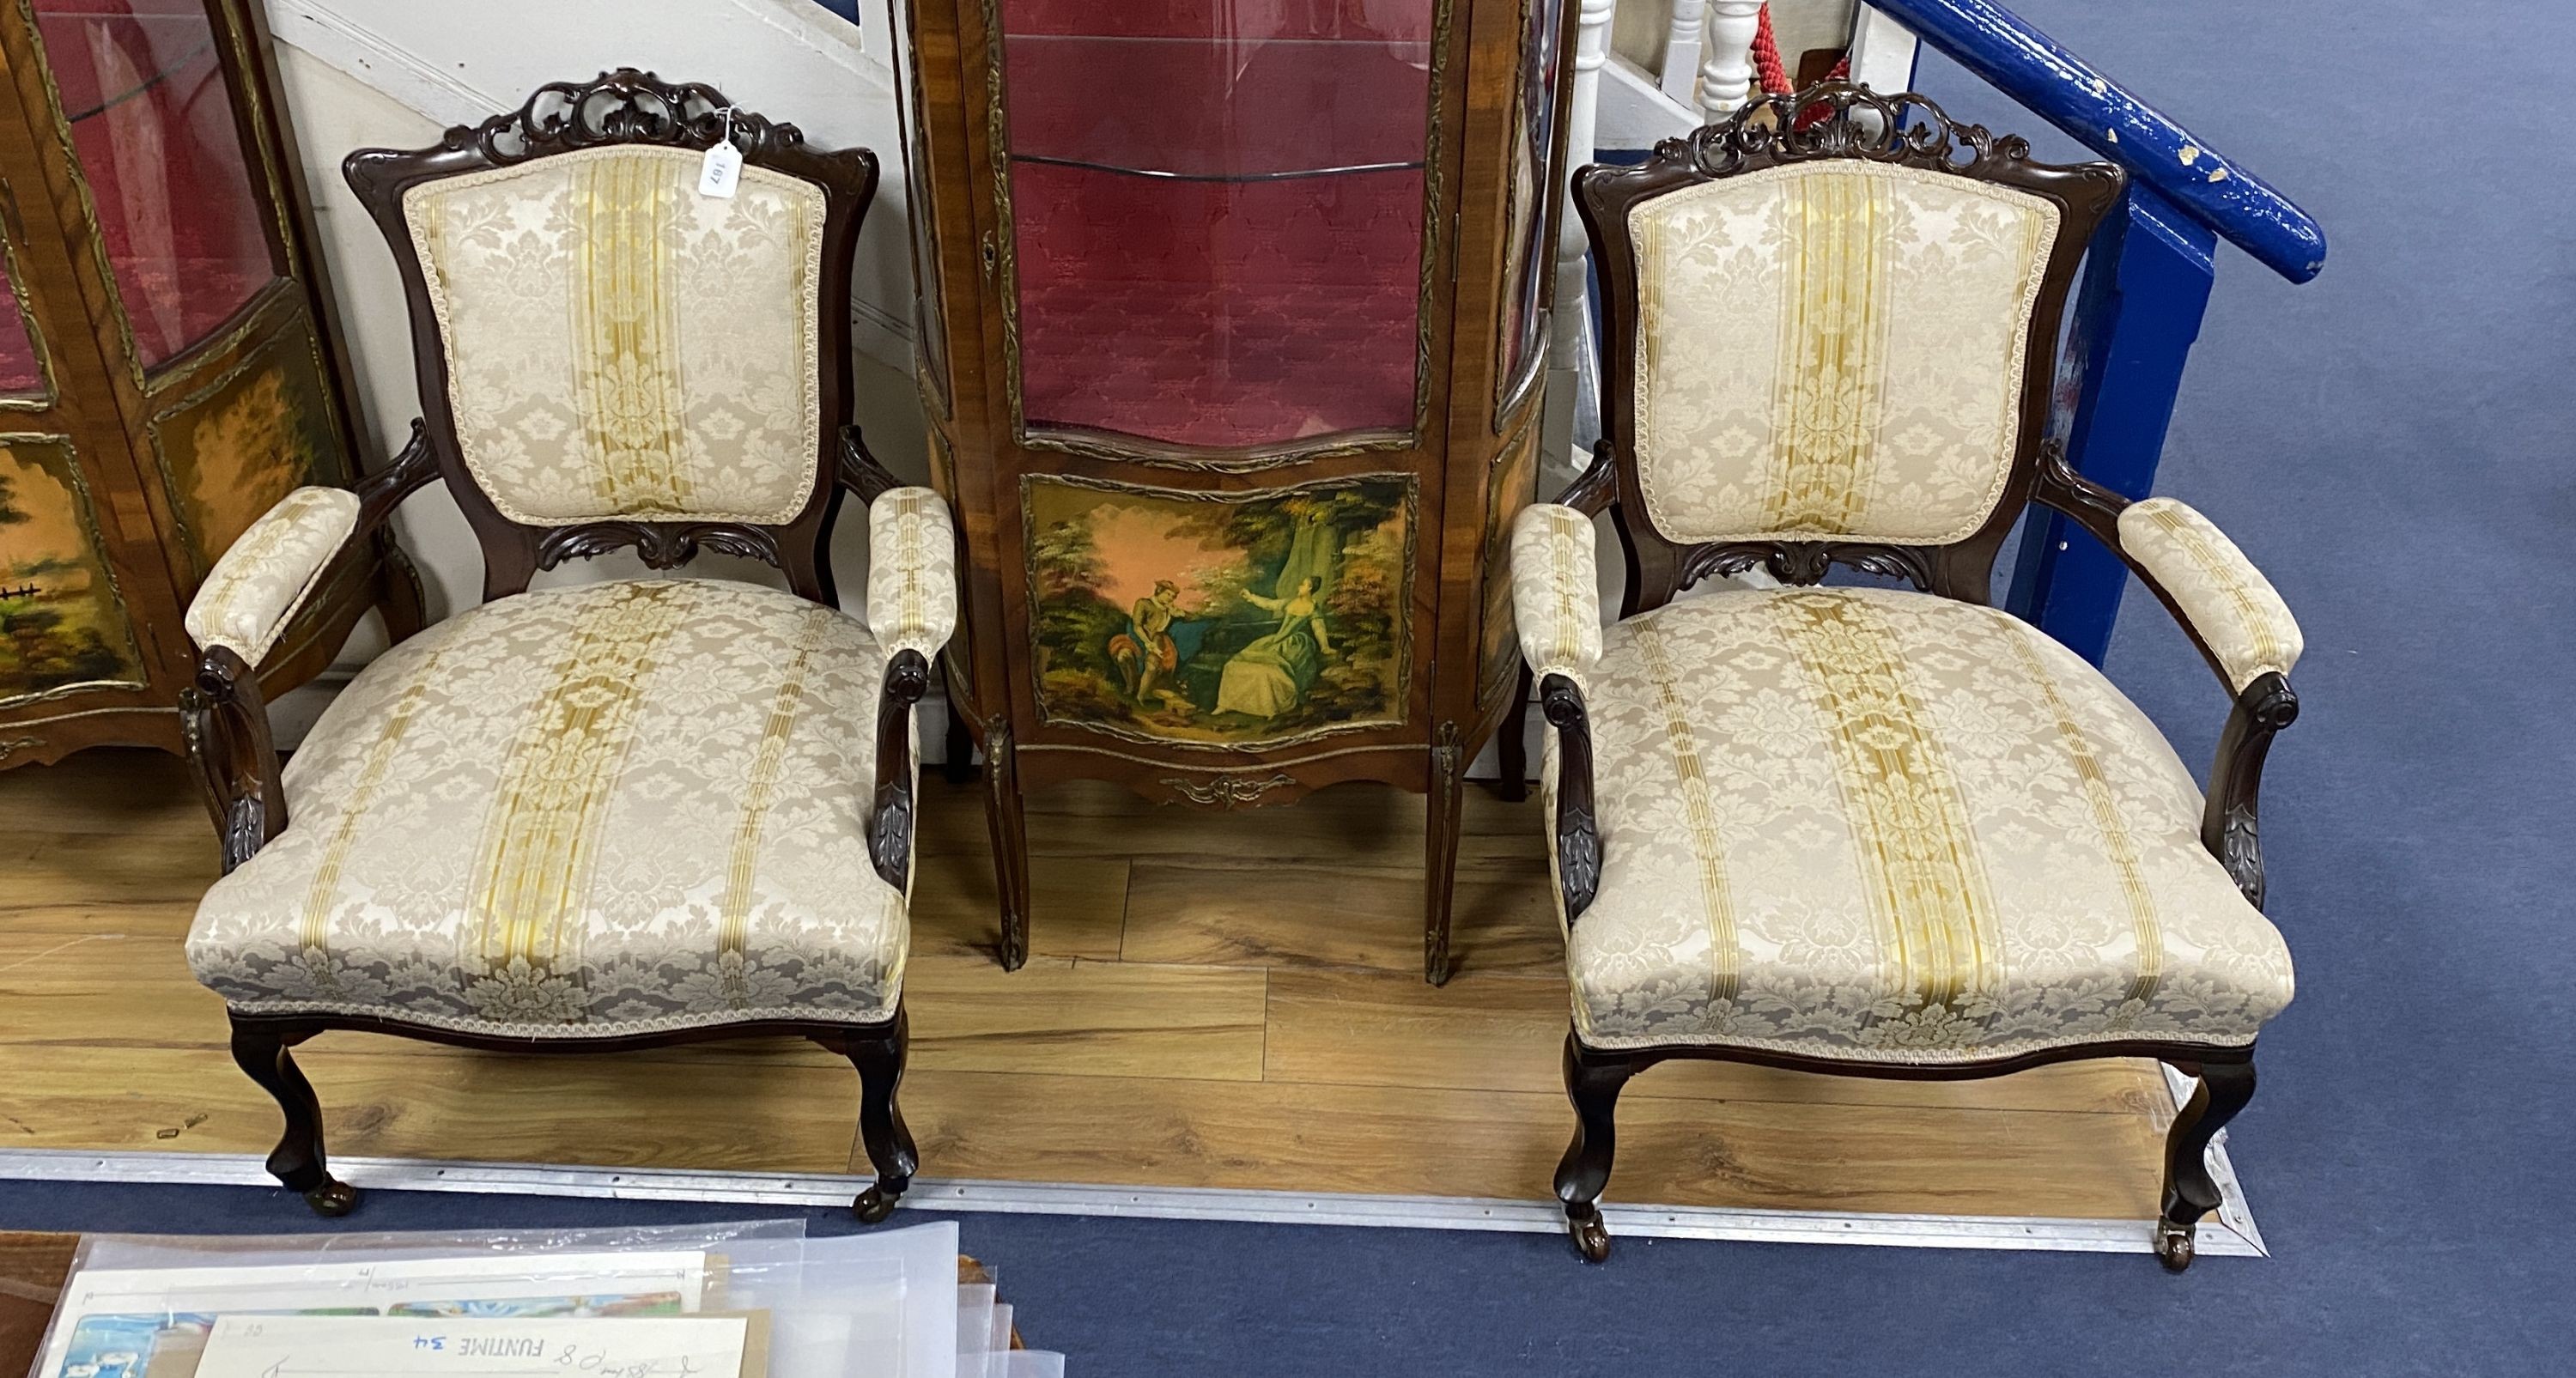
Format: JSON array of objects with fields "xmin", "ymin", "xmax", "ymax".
[
  {"xmin": 228, "ymin": 1017, "xmax": 356, "ymax": 1216},
  {"xmin": 1553, "ymin": 1034, "xmax": 1637, "ymax": 1263},
  {"xmin": 2154, "ymin": 1055, "xmax": 2257, "ymax": 1271},
  {"xmin": 844, "ymin": 1009, "xmax": 918, "ymax": 1224}
]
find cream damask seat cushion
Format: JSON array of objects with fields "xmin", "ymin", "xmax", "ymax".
[
  {"xmin": 1558, "ymin": 585, "xmax": 2293, "ymax": 1062},
  {"xmin": 188, "ymin": 578, "xmax": 906, "ymax": 1037}
]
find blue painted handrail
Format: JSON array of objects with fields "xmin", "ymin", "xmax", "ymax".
[{"xmin": 1868, "ymin": 0, "xmax": 2326, "ymax": 282}]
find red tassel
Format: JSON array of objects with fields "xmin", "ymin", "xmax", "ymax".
[{"xmin": 1751, "ymin": 3, "xmax": 1794, "ymax": 95}]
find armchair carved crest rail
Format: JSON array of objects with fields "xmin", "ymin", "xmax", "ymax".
[
  {"xmin": 179, "ymin": 70, "xmax": 957, "ymax": 1223},
  {"xmin": 1510, "ymin": 84, "xmax": 2304, "ymax": 1267}
]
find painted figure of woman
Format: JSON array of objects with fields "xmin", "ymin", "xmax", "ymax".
[{"xmin": 1217, "ymin": 576, "xmax": 1334, "ymax": 718}]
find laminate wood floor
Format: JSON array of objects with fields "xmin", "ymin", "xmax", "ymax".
[{"xmin": 0, "ymin": 750, "xmax": 2180, "ymax": 1221}]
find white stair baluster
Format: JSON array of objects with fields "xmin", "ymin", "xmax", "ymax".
[
  {"xmin": 1697, "ymin": 0, "xmax": 1765, "ymax": 123},
  {"xmin": 1657, "ymin": 0, "xmax": 1700, "ymax": 103},
  {"xmin": 1544, "ymin": 0, "xmax": 1619, "ymax": 482}
]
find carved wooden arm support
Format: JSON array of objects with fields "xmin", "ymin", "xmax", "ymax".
[
  {"xmin": 1558, "ymin": 438, "xmax": 1619, "ymax": 517},
  {"xmin": 841, "ymin": 424, "xmax": 959, "ymax": 889},
  {"xmin": 869, "ymin": 647, "xmax": 932, "ymax": 890},
  {"xmin": 183, "ymin": 423, "xmax": 440, "ymax": 870},
  {"xmin": 836, "ymin": 422, "xmax": 902, "ymax": 504},
  {"xmin": 1540, "ymin": 673, "xmax": 1602, "ymax": 923},
  {"xmin": 2031, "ymin": 446, "xmax": 2302, "ymax": 907}
]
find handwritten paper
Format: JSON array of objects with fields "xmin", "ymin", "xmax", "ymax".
[{"xmin": 188, "ymin": 1314, "xmax": 760, "ymax": 1378}]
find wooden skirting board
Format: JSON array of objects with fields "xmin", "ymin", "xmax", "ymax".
[{"xmin": 0, "ymin": 750, "xmax": 2260, "ymax": 1253}]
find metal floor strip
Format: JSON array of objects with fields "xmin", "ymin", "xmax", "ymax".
[{"xmin": 0, "ymin": 1140, "xmax": 2264, "ymax": 1259}]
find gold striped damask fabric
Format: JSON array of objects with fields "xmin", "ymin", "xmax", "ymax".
[
  {"xmin": 1509, "ymin": 503, "xmax": 1604, "ymax": 691},
  {"xmin": 183, "ymin": 486, "xmax": 360, "ymax": 665},
  {"xmin": 1549, "ymin": 586, "xmax": 2292, "ymax": 1061},
  {"xmin": 405, "ymin": 145, "xmax": 826, "ymax": 526},
  {"xmin": 2117, "ymin": 497, "xmax": 2303, "ymax": 693},
  {"xmin": 187, "ymin": 579, "xmax": 908, "ymax": 1036},
  {"xmin": 864, "ymin": 488, "xmax": 960, "ymax": 659},
  {"xmin": 1628, "ymin": 161, "xmax": 2057, "ymax": 545}
]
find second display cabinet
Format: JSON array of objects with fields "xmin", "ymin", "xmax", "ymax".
[{"xmin": 893, "ymin": 0, "xmax": 1576, "ymax": 980}]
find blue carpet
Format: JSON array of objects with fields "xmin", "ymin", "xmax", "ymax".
[{"xmin": 6, "ymin": 1, "xmax": 2567, "ymax": 1372}]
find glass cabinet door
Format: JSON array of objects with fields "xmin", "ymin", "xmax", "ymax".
[
  {"xmin": 1497, "ymin": 0, "xmax": 1564, "ymax": 410},
  {"xmin": 998, "ymin": 0, "xmax": 1436, "ymax": 452},
  {"xmin": 0, "ymin": 252, "xmax": 48, "ymax": 401},
  {"xmin": 29, "ymin": 0, "xmax": 283, "ymax": 369}
]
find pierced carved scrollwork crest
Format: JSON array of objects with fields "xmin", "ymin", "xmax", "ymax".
[
  {"xmin": 1669, "ymin": 81, "xmax": 2035, "ymax": 179},
  {"xmin": 535, "ymin": 521, "xmax": 784, "ymax": 573},
  {"xmin": 1680, "ymin": 539, "xmax": 1936, "ymax": 591},
  {"xmin": 446, "ymin": 68, "xmax": 809, "ymax": 164}
]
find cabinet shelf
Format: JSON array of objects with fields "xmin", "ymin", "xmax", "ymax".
[
  {"xmin": 1009, "ymin": 152, "xmax": 1424, "ymax": 185},
  {"xmin": 1005, "ymin": 33, "xmax": 1428, "ymax": 183}
]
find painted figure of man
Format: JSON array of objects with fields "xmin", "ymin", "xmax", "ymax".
[{"xmin": 1112, "ymin": 580, "xmax": 1184, "ymax": 704}]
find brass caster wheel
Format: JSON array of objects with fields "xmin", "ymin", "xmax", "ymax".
[
  {"xmin": 2154, "ymin": 1221, "xmax": 2196, "ymax": 1272},
  {"xmin": 997, "ymin": 930, "xmax": 1028, "ymax": 974},
  {"xmin": 854, "ymin": 1184, "xmax": 902, "ymax": 1224},
  {"xmin": 1567, "ymin": 1209, "xmax": 1612, "ymax": 1264},
  {"xmin": 1425, "ymin": 942, "xmax": 1453, "ymax": 988},
  {"xmin": 303, "ymin": 1178, "xmax": 359, "ymax": 1217}
]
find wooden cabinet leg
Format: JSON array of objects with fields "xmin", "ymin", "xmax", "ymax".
[
  {"xmin": 982, "ymin": 722, "xmax": 1030, "ymax": 971},
  {"xmin": 1425, "ymin": 722, "xmax": 1464, "ymax": 985}
]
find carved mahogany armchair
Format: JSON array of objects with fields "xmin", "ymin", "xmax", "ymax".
[
  {"xmin": 1512, "ymin": 85, "xmax": 2302, "ymax": 1267},
  {"xmin": 178, "ymin": 71, "xmax": 955, "ymax": 1223}
]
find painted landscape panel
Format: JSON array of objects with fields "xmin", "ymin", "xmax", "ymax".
[
  {"xmin": 153, "ymin": 331, "xmax": 336, "ymax": 576},
  {"xmin": 0, "ymin": 437, "xmax": 146, "ymax": 704},
  {"xmin": 1025, "ymin": 473, "xmax": 1414, "ymax": 747}
]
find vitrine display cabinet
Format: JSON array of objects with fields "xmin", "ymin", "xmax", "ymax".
[
  {"xmin": 890, "ymin": 0, "xmax": 1577, "ymax": 980},
  {"xmin": 0, "ymin": 0, "xmax": 403, "ymax": 769}
]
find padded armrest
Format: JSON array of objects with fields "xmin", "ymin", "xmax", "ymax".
[
  {"xmin": 2117, "ymin": 498, "xmax": 2303, "ymax": 693},
  {"xmin": 1510, "ymin": 503, "xmax": 1604, "ymax": 693},
  {"xmin": 183, "ymin": 487, "xmax": 362, "ymax": 667},
  {"xmin": 866, "ymin": 487, "xmax": 959, "ymax": 659}
]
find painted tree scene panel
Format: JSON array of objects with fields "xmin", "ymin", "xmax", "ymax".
[
  {"xmin": 150, "ymin": 331, "xmax": 337, "ymax": 578},
  {"xmin": 1024, "ymin": 473, "xmax": 1416, "ymax": 748},
  {"xmin": 0, "ymin": 438, "xmax": 147, "ymax": 704}
]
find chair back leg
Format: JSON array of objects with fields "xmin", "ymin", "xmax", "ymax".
[{"xmin": 2154, "ymin": 1055, "xmax": 2257, "ymax": 1271}]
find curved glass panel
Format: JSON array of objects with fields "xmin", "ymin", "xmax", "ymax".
[
  {"xmin": 1000, "ymin": 0, "xmax": 1436, "ymax": 451},
  {"xmin": 32, "ymin": 0, "xmax": 282, "ymax": 368},
  {"xmin": 894, "ymin": 0, "xmax": 951, "ymax": 416},
  {"xmin": 1497, "ymin": 0, "xmax": 1565, "ymax": 403}
]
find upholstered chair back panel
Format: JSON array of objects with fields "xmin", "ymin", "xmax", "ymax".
[
  {"xmin": 404, "ymin": 145, "xmax": 827, "ymax": 525},
  {"xmin": 1628, "ymin": 161, "xmax": 2060, "ymax": 545}
]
